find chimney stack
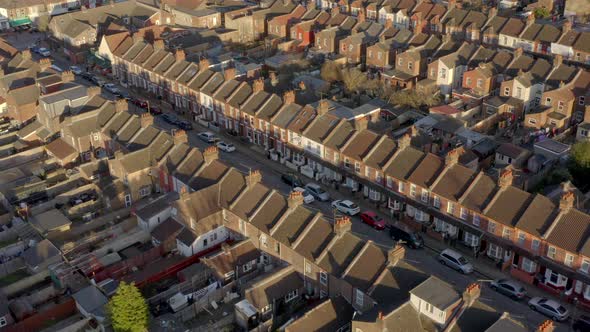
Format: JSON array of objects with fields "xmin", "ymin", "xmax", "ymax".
[
  {"xmin": 398, "ymin": 133, "xmax": 411, "ymax": 149},
  {"xmin": 488, "ymin": 7, "xmax": 497, "ymax": 18},
  {"xmin": 288, "ymin": 190, "xmax": 304, "ymax": 209},
  {"xmin": 445, "ymin": 149, "xmax": 459, "ymax": 166},
  {"xmin": 61, "ymin": 70, "xmax": 75, "ymax": 83},
  {"xmin": 175, "ymin": 49, "xmax": 185, "ymax": 62},
  {"xmin": 462, "ymin": 283, "xmax": 481, "ymax": 306},
  {"xmin": 199, "ymin": 58, "xmax": 210, "ymax": 72},
  {"xmin": 559, "ymin": 191, "xmax": 574, "ymax": 211},
  {"xmin": 563, "ymin": 20, "xmax": 572, "ymax": 33},
  {"xmin": 39, "ymin": 58, "xmax": 52, "ymax": 71},
  {"xmin": 253, "ymin": 78, "xmax": 265, "ymax": 93},
  {"xmin": 448, "ymin": 0, "xmax": 456, "ymax": 10},
  {"xmin": 173, "ymin": 129, "xmax": 188, "ymax": 144},
  {"xmin": 387, "ymin": 244, "xmax": 405, "ymax": 265},
  {"xmin": 331, "ymin": 6, "xmax": 340, "ymax": 16},
  {"xmin": 87, "ymin": 86, "xmax": 101, "ymax": 98},
  {"xmin": 515, "ymin": 48, "xmax": 524, "ymax": 57},
  {"xmin": 22, "ymin": 49, "xmax": 31, "ymax": 60},
  {"xmin": 221, "ymin": 242, "xmax": 231, "ymax": 255},
  {"xmin": 378, "ymin": 311, "xmax": 384, "ymax": 321},
  {"xmin": 115, "ymin": 98, "xmax": 128, "ymax": 112},
  {"xmin": 498, "ymin": 168, "xmax": 513, "ymax": 188},
  {"xmin": 224, "ymin": 67, "xmax": 236, "ymax": 81},
  {"xmin": 317, "ymin": 99, "xmax": 331, "ymax": 115},
  {"xmin": 333, "ymin": 216, "xmax": 352, "ymax": 236},
  {"xmin": 537, "ymin": 320, "xmax": 554, "ymax": 332},
  {"xmin": 140, "ymin": 113, "xmax": 154, "ymax": 128},
  {"xmin": 283, "ymin": 90, "xmax": 295, "ymax": 104},
  {"xmin": 203, "ymin": 146, "xmax": 219, "ymax": 164},
  {"xmin": 246, "ymin": 170, "xmax": 263, "ymax": 187},
  {"xmin": 353, "ymin": 117, "xmax": 369, "ymax": 131},
  {"xmin": 527, "ymin": 13, "xmax": 535, "ymax": 26}
]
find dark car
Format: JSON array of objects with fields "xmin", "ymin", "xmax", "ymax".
[
  {"xmin": 573, "ymin": 315, "xmax": 590, "ymax": 332},
  {"xmin": 178, "ymin": 121, "xmax": 193, "ymax": 131},
  {"xmin": 81, "ymin": 72, "xmax": 93, "ymax": 81},
  {"xmin": 162, "ymin": 114, "xmax": 178, "ymax": 124},
  {"xmin": 389, "ymin": 222, "xmax": 423, "ymax": 248},
  {"xmin": 281, "ymin": 173, "xmax": 303, "ymax": 187},
  {"xmin": 149, "ymin": 107, "xmax": 162, "ymax": 115}
]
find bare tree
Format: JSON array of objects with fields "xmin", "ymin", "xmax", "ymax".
[
  {"xmin": 320, "ymin": 61, "xmax": 342, "ymax": 83},
  {"xmin": 341, "ymin": 68, "xmax": 367, "ymax": 94}
]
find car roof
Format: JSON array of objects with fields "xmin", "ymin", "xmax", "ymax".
[
  {"xmin": 441, "ymin": 249, "xmax": 462, "ymax": 258},
  {"xmin": 363, "ymin": 211, "xmax": 377, "ymax": 216},
  {"xmin": 342, "ymin": 200, "xmax": 354, "ymax": 204},
  {"xmin": 306, "ymin": 183, "xmax": 320, "ymax": 188}
]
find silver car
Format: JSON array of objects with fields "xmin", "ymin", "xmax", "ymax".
[
  {"xmin": 438, "ymin": 249, "xmax": 473, "ymax": 274},
  {"xmin": 490, "ymin": 279, "xmax": 526, "ymax": 300},
  {"xmin": 528, "ymin": 297, "xmax": 569, "ymax": 321},
  {"xmin": 304, "ymin": 183, "xmax": 330, "ymax": 201}
]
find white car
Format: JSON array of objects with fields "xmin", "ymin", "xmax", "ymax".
[
  {"xmin": 38, "ymin": 47, "xmax": 51, "ymax": 57},
  {"xmin": 104, "ymin": 83, "xmax": 119, "ymax": 94},
  {"xmin": 198, "ymin": 131, "xmax": 217, "ymax": 143},
  {"xmin": 69, "ymin": 66, "xmax": 82, "ymax": 75},
  {"xmin": 216, "ymin": 141, "xmax": 235, "ymax": 152},
  {"xmin": 292, "ymin": 187, "xmax": 314, "ymax": 204},
  {"xmin": 331, "ymin": 199, "xmax": 360, "ymax": 216}
]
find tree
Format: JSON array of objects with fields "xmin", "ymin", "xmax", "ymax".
[
  {"xmin": 533, "ymin": 7, "xmax": 551, "ymax": 19},
  {"xmin": 568, "ymin": 141, "xmax": 590, "ymax": 191},
  {"xmin": 387, "ymin": 90, "xmax": 442, "ymax": 109},
  {"xmin": 320, "ymin": 61, "xmax": 341, "ymax": 83},
  {"xmin": 340, "ymin": 68, "xmax": 367, "ymax": 94},
  {"xmin": 108, "ymin": 282, "xmax": 149, "ymax": 332}
]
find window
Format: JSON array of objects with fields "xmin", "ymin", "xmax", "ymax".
[
  {"xmin": 528, "ymin": 118, "xmax": 537, "ymax": 125},
  {"xmin": 516, "ymin": 87, "xmax": 522, "ymax": 98},
  {"xmin": 466, "ymin": 77, "xmax": 472, "ymax": 86},
  {"xmin": 447, "ymin": 202, "xmax": 455, "ymax": 214},
  {"xmin": 472, "ymin": 214, "xmax": 480, "ymax": 226},
  {"xmin": 260, "ymin": 234, "xmax": 268, "ymax": 248},
  {"xmin": 580, "ymin": 96, "xmax": 586, "ymax": 106},
  {"xmin": 565, "ymin": 254, "xmax": 574, "ymax": 267},
  {"xmin": 558, "ymin": 101, "xmax": 564, "ymax": 111},
  {"xmin": 581, "ymin": 259, "xmax": 590, "ymax": 273},
  {"xmin": 344, "ymin": 158, "xmax": 351, "ymax": 169},
  {"xmin": 476, "ymin": 79, "xmax": 483, "ymax": 88},
  {"xmin": 410, "ymin": 184, "xmax": 416, "ymax": 197},
  {"xmin": 398, "ymin": 58, "xmax": 403, "ymax": 66},
  {"xmin": 460, "ymin": 208, "xmax": 467, "ymax": 220},
  {"xmin": 487, "ymin": 243, "xmax": 501, "ymax": 258},
  {"xmin": 433, "ymin": 196, "xmax": 440, "ymax": 209},
  {"xmin": 139, "ymin": 187, "xmax": 150, "ymax": 197},
  {"xmin": 424, "ymin": 302, "xmax": 434, "ymax": 314},
  {"xmin": 355, "ymin": 289, "xmax": 364, "ymax": 307},
  {"xmin": 124, "ymin": 194, "xmax": 132, "ymax": 207},
  {"xmin": 398, "ymin": 181, "xmax": 405, "ymax": 193},
  {"xmin": 440, "ymin": 68, "xmax": 447, "ymax": 79},
  {"xmin": 305, "ymin": 261, "xmax": 311, "ymax": 274},
  {"xmin": 203, "ymin": 238, "xmax": 208, "ymax": 247},
  {"xmin": 320, "ymin": 271, "xmax": 328, "ymax": 285},
  {"xmin": 376, "ymin": 173, "xmax": 382, "ymax": 183},
  {"xmin": 545, "ymin": 97, "xmax": 552, "ymax": 105},
  {"xmin": 354, "ymin": 162, "xmax": 361, "ymax": 173},
  {"xmin": 386, "ymin": 176, "xmax": 393, "ymax": 188},
  {"xmin": 488, "ymin": 221, "xmax": 496, "ymax": 233},
  {"xmin": 210, "ymin": 232, "xmax": 217, "ymax": 241},
  {"xmin": 284, "ymin": 289, "xmax": 298, "ymax": 303},
  {"xmin": 531, "ymin": 239, "xmax": 540, "ymax": 251},
  {"xmin": 243, "ymin": 260, "xmax": 254, "ymax": 273},
  {"xmin": 421, "ymin": 189, "xmax": 428, "ymax": 202},
  {"xmin": 548, "ymin": 246, "xmax": 557, "ymax": 259},
  {"xmin": 522, "ymin": 257, "xmax": 536, "ymax": 273},
  {"xmin": 504, "ymin": 87, "xmax": 510, "ymax": 96},
  {"xmin": 518, "ymin": 232, "xmax": 526, "ymax": 245},
  {"xmin": 408, "ymin": 62, "xmax": 413, "ymax": 70},
  {"xmin": 464, "ymin": 232, "xmax": 479, "ymax": 247},
  {"xmin": 502, "ymin": 228, "xmax": 511, "ymax": 239}
]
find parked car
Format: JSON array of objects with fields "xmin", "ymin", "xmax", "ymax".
[
  {"xmin": 69, "ymin": 66, "xmax": 82, "ymax": 75},
  {"xmin": 216, "ymin": 141, "xmax": 236, "ymax": 152},
  {"xmin": 292, "ymin": 187, "xmax": 314, "ymax": 204},
  {"xmin": 50, "ymin": 64, "xmax": 63, "ymax": 72},
  {"xmin": 281, "ymin": 173, "xmax": 303, "ymax": 188},
  {"xmin": 360, "ymin": 211, "xmax": 386, "ymax": 230},
  {"xmin": 103, "ymin": 83, "xmax": 119, "ymax": 94},
  {"xmin": 438, "ymin": 249, "xmax": 473, "ymax": 274},
  {"xmin": 92, "ymin": 76, "xmax": 106, "ymax": 87},
  {"xmin": 197, "ymin": 131, "xmax": 217, "ymax": 143},
  {"xmin": 331, "ymin": 199, "xmax": 360, "ymax": 216},
  {"xmin": 115, "ymin": 91, "xmax": 131, "ymax": 101},
  {"xmin": 490, "ymin": 279, "xmax": 526, "ymax": 300},
  {"xmin": 389, "ymin": 222, "xmax": 423, "ymax": 247},
  {"xmin": 304, "ymin": 183, "xmax": 330, "ymax": 201},
  {"xmin": 148, "ymin": 106, "xmax": 161, "ymax": 115},
  {"xmin": 528, "ymin": 297, "xmax": 569, "ymax": 321},
  {"xmin": 162, "ymin": 114, "xmax": 178, "ymax": 124},
  {"xmin": 38, "ymin": 47, "xmax": 51, "ymax": 57},
  {"xmin": 573, "ymin": 315, "xmax": 590, "ymax": 332},
  {"xmin": 80, "ymin": 72, "xmax": 93, "ymax": 81},
  {"xmin": 178, "ymin": 121, "xmax": 193, "ymax": 131},
  {"xmin": 132, "ymin": 98, "xmax": 148, "ymax": 109}
]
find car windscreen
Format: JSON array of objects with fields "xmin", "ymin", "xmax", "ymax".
[
  {"xmin": 349, "ymin": 203, "xmax": 359, "ymax": 209},
  {"xmin": 458, "ymin": 257, "xmax": 468, "ymax": 265},
  {"xmin": 557, "ymin": 306, "xmax": 567, "ymax": 314}
]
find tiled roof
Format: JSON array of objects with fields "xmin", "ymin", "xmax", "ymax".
[
  {"xmin": 514, "ymin": 194, "xmax": 556, "ymax": 238},
  {"xmin": 406, "ymin": 153, "xmax": 444, "ymax": 188},
  {"xmin": 271, "ymin": 206, "xmax": 315, "ymax": 246},
  {"xmin": 459, "ymin": 172, "xmax": 497, "ymax": 213},
  {"xmin": 484, "ymin": 186, "xmax": 532, "ymax": 227},
  {"xmin": 384, "ymin": 146, "xmax": 425, "ymax": 180},
  {"xmin": 341, "ymin": 130, "xmax": 380, "ymax": 160},
  {"xmin": 546, "ymin": 209, "xmax": 590, "ymax": 256},
  {"xmin": 431, "ymin": 164, "xmax": 476, "ymax": 200},
  {"xmin": 317, "ymin": 232, "xmax": 364, "ymax": 276},
  {"xmin": 342, "ymin": 242, "xmax": 387, "ymax": 291}
]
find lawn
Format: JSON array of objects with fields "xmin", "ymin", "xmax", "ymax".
[{"xmin": 0, "ymin": 269, "xmax": 30, "ymax": 287}]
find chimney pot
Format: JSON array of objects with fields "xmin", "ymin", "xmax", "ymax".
[
  {"xmin": 288, "ymin": 190, "xmax": 304, "ymax": 208},
  {"xmin": 175, "ymin": 49, "xmax": 185, "ymax": 62},
  {"xmin": 334, "ymin": 216, "xmax": 352, "ymax": 236},
  {"xmin": 199, "ymin": 58, "xmax": 210, "ymax": 72},
  {"xmin": 173, "ymin": 129, "xmax": 188, "ymax": 144},
  {"xmin": 559, "ymin": 191, "xmax": 574, "ymax": 211},
  {"xmin": 140, "ymin": 113, "xmax": 154, "ymax": 128},
  {"xmin": 283, "ymin": 90, "xmax": 296, "ymax": 104},
  {"xmin": 115, "ymin": 98, "xmax": 128, "ymax": 112},
  {"xmin": 246, "ymin": 170, "xmax": 263, "ymax": 186},
  {"xmin": 153, "ymin": 39, "xmax": 165, "ymax": 50},
  {"xmin": 224, "ymin": 67, "xmax": 236, "ymax": 81},
  {"xmin": 203, "ymin": 146, "xmax": 219, "ymax": 164},
  {"xmin": 462, "ymin": 283, "xmax": 481, "ymax": 306},
  {"xmin": 253, "ymin": 78, "xmax": 265, "ymax": 93},
  {"xmin": 61, "ymin": 70, "xmax": 75, "ymax": 83},
  {"xmin": 388, "ymin": 244, "xmax": 405, "ymax": 265},
  {"xmin": 399, "ymin": 133, "xmax": 411, "ymax": 149},
  {"xmin": 498, "ymin": 168, "xmax": 513, "ymax": 188},
  {"xmin": 537, "ymin": 320, "xmax": 554, "ymax": 332},
  {"xmin": 445, "ymin": 149, "xmax": 459, "ymax": 166}
]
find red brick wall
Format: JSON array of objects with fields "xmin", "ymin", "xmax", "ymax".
[{"xmin": 5, "ymin": 299, "xmax": 76, "ymax": 332}]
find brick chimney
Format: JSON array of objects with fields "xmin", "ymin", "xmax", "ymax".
[
  {"xmin": 498, "ymin": 168, "xmax": 513, "ymax": 188},
  {"xmin": 387, "ymin": 244, "xmax": 405, "ymax": 265},
  {"xmin": 115, "ymin": 98, "xmax": 128, "ymax": 112},
  {"xmin": 317, "ymin": 99, "xmax": 331, "ymax": 115},
  {"xmin": 84, "ymin": 85, "xmax": 100, "ymax": 97},
  {"xmin": 288, "ymin": 190, "xmax": 304, "ymax": 209},
  {"xmin": 203, "ymin": 146, "xmax": 219, "ymax": 164},
  {"xmin": 384, "ymin": 18, "xmax": 393, "ymax": 29},
  {"xmin": 246, "ymin": 169, "xmax": 262, "ymax": 187},
  {"xmin": 353, "ymin": 117, "xmax": 369, "ymax": 131},
  {"xmin": 563, "ymin": 20, "xmax": 572, "ymax": 33},
  {"xmin": 334, "ymin": 216, "xmax": 352, "ymax": 236},
  {"xmin": 283, "ymin": 90, "xmax": 295, "ymax": 104},
  {"xmin": 462, "ymin": 283, "xmax": 481, "ymax": 306},
  {"xmin": 448, "ymin": 0, "xmax": 456, "ymax": 10},
  {"xmin": 527, "ymin": 13, "xmax": 535, "ymax": 26},
  {"xmin": 253, "ymin": 78, "xmax": 265, "ymax": 93},
  {"xmin": 140, "ymin": 113, "xmax": 154, "ymax": 128},
  {"xmin": 445, "ymin": 148, "xmax": 459, "ymax": 166},
  {"xmin": 331, "ymin": 6, "xmax": 339, "ymax": 16},
  {"xmin": 175, "ymin": 49, "xmax": 185, "ymax": 62},
  {"xmin": 537, "ymin": 320, "xmax": 554, "ymax": 332},
  {"xmin": 298, "ymin": 80, "xmax": 306, "ymax": 90},
  {"xmin": 559, "ymin": 191, "xmax": 574, "ymax": 211},
  {"xmin": 199, "ymin": 58, "xmax": 210, "ymax": 72},
  {"xmin": 22, "ymin": 49, "xmax": 31, "ymax": 60},
  {"xmin": 398, "ymin": 133, "xmax": 411, "ymax": 149},
  {"xmin": 39, "ymin": 58, "xmax": 51, "ymax": 71},
  {"xmin": 357, "ymin": 9, "xmax": 366, "ymax": 23},
  {"xmin": 61, "ymin": 70, "xmax": 75, "ymax": 83},
  {"xmin": 153, "ymin": 39, "xmax": 165, "ymax": 50},
  {"xmin": 224, "ymin": 67, "xmax": 236, "ymax": 81},
  {"xmin": 554, "ymin": 54, "xmax": 563, "ymax": 67},
  {"xmin": 378, "ymin": 311, "xmax": 384, "ymax": 321},
  {"xmin": 173, "ymin": 129, "xmax": 188, "ymax": 144},
  {"xmin": 515, "ymin": 48, "xmax": 524, "ymax": 57}
]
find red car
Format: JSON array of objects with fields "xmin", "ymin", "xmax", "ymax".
[
  {"xmin": 360, "ymin": 211, "xmax": 386, "ymax": 230},
  {"xmin": 133, "ymin": 98, "xmax": 148, "ymax": 108}
]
